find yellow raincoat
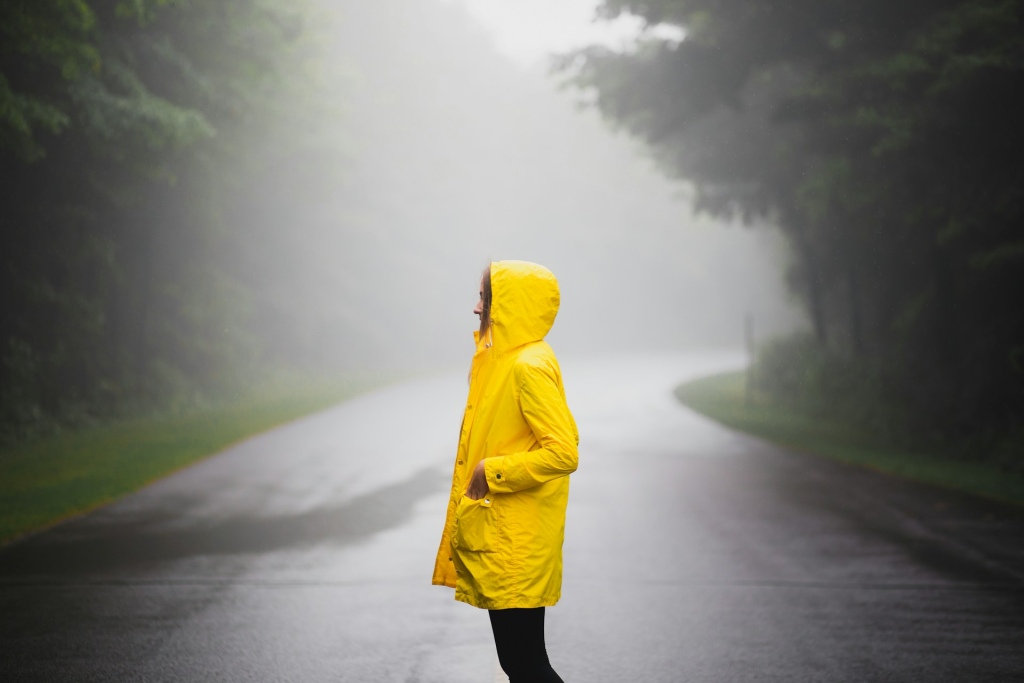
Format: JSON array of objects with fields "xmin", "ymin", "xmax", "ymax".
[{"xmin": 432, "ymin": 261, "xmax": 579, "ymax": 609}]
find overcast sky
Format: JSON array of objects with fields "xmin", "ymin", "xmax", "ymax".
[{"xmin": 441, "ymin": 0, "xmax": 649, "ymax": 67}]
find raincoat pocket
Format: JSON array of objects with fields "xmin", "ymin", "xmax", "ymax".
[{"xmin": 454, "ymin": 495, "xmax": 496, "ymax": 552}]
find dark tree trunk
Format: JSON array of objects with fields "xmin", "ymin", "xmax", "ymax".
[
  {"xmin": 932, "ymin": 241, "xmax": 965, "ymax": 409},
  {"xmin": 793, "ymin": 222, "xmax": 828, "ymax": 344},
  {"xmin": 846, "ymin": 261, "xmax": 864, "ymax": 355},
  {"xmin": 131, "ymin": 218, "xmax": 156, "ymax": 400}
]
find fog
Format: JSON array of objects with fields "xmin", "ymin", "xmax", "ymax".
[
  {"xmin": 242, "ymin": 0, "xmax": 800, "ymax": 375},
  {"xmin": 8, "ymin": 0, "xmax": 1013, "ymax": 437}
]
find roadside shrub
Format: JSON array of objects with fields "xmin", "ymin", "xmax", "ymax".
[
  {"xmin": 753, "ymin": 334, "xmax": 1023, "ymax": 467},
  {"xmin": 753, "ymin": 334, "xmax": 918, "ymax": 446}
]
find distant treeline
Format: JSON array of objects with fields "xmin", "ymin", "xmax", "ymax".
[
  {"xmin": 0, "ymin": 0, "xmax": 338, "ymax": 441},
  {"xmin": 567, "ymin": 1, "xmax": 1024, "ymax": 447}
]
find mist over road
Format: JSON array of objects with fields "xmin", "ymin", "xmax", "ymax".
[{"xmin": 2, "ymin": 353, "xmax": 1022, "ymax": 682}]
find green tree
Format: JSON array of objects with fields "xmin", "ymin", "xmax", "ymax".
[
  {"xmin": 0, "ymin": 0, "xmax": 334, "ymax": 440},
  {"xmin": 565, "ymin": 0, "xmax": 1024, "ymax": 438}
]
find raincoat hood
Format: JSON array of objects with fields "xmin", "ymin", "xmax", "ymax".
[{"xmin": 483, "ymin": 260, "xmax": 560, "ymax": 353}]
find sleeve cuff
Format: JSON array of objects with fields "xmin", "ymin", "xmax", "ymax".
[{"xmin": 484, "ymin": 456, "xmax": 512, "ymax": 493}]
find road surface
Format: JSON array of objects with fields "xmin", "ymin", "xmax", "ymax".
[{"xmin": 2, "ymin": 353, "xmax": 1022, "ymax": 682}]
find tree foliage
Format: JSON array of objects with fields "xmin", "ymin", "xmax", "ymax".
[
  {"xmin": 566, "ymin": 0, "xmax": 1024, "ymax": 438},
  {"xmin": 0, "ymin": 0, "xmax": 325, "ymax": 440}
]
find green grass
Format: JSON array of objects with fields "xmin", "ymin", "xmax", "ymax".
[
  {"xmin": 0, "ymin": 379, "xmax": 374, "ymax": 544},
  {"xmin": 675, "ymin": 370, "xmax": 1024, "ymax": 504}
]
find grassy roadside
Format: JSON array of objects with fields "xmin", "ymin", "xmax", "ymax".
[
  {"xmin": 0, "ymin": 379, "xmax": 376, "ymax": 544},
  {"xmin": 675, "ymin": 370, "xmax": 1024, "ymax": 504}
]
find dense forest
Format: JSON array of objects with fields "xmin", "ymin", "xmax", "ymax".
[
  {"xmin": 14, "ymin": 0, "xmax": 1017, "ymax": 462},
  {"xmin": 0, "ymin": 0, "xmax": 340, "ymax": 440},
  {"xmin": 2, "ymin": 0, "xmax": 795, "ymax": 444},
  {"xmin": 567, "ymin": 0, "xmax": 1024, "ymax": 461}
]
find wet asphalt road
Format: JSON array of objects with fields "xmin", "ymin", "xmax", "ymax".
[{"xmin": 2, "ymin": 353, "xmax": 1023, "ymax": 683}]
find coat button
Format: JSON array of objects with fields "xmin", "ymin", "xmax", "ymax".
[
  {"xmin": 496, "ymin": 473, "xmax": 502, "ymax": 479},
  {"xmin": 458, "ymin": 460, "xmax": 464, "ymax": 465}
]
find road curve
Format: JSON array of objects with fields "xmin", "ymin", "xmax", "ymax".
[{"xmin": 1, "ymin": 353, "xmax": 1022, "ymax": 682}]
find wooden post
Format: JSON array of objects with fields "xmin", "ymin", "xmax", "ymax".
[{"xmin": 745, "ymin": 313, "xmax": 755, "ymax": 407}]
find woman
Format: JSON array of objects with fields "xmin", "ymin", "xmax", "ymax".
[{"xmin": 432, "ymin": 260, "xmax": 578, "ymax": 683}]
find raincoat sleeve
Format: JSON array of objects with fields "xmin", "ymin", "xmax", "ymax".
[{"xmin": 484, "ymin": 358, "xmax": 578, "ymax": 493}]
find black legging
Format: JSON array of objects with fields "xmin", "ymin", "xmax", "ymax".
[{"xmin": 488, "ymin": 607, "xmax": 565, "ymax": 682}]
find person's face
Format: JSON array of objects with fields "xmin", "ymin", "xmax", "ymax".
[{"xmin": 473, "ymin": 275, "xmax": 485, "ymax": 320}]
